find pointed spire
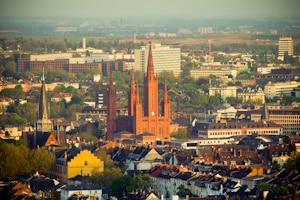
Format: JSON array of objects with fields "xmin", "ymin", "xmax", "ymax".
[
  {"xmin": 42, "ymin": 66, "xmax": 45, "ymax": 82},
  {"xmin": 136, "ymin": 81, "xmax": 140, "ymax": 103},
  {"xmin": 131, "ymin": 67, "xmax": 135, "ymax": 90},
  {"xmin": 147, "ymin": 41, "xmax": 155, "ymax": 80},
  {"xmin": 164, "ymin": 81, "xmax": 168, "ymax": 102},
  {"xmin": 38, "ymin": 68, "xmax": 49, "ymax": 120},
  {"xmin": 109, "ymin": 68, "xmax": 113, "ymax": 85},
  {"xmin": 37, "ymin": 67, "xmax": 52, "ymax": 133}
]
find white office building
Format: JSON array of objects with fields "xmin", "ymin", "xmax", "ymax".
[
  {"xmin": 264, "ymin": 81, "xmax": 300, "ymax": 99},
  {"xmin": 134, "ymin": 43, "xmax": 180, "ymax": 74},
  {"xmin": 278, "ymin": 36, "xmax": 294, "ymax": 61}
]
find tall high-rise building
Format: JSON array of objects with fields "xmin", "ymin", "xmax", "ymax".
[
  {"xmin": 107, "ymin": 42, "xmax": 171, "ymax": 140},
  {"xmin": 134, "ymin": 43, "xmax": 180, "ymax": 74},
  {"xmin": 278, "ymin": 36, "xmax": 294, "ymax": 61}
]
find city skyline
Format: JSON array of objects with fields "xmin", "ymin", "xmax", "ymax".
[{"xmin": 0, "ymin": 0, "xmax": 299, "ymax": 20}]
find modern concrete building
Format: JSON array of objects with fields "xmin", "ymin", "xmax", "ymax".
[
  {"xmin": 264, "ymin": 81, "xmax": 300, "ymax": 99},
  {"xmin": 278, "ymin": 36, "xmax": 294, "ymax": 61},
  {"xmin": 190, "ymin": 69, "xmax": 237, "ymax": 79},
  {"xmin": 134, "ymin": 43, "xmax": 180, "ymax": 74},
  {"xmin": 206, "ymin": 121, "xmax": 282, "ymax": 139}
]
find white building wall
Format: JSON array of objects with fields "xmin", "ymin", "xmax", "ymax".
[
  {"xmin": 134, "ymin": 43, "xmax": 180, "ymax": 74},
  {"xmin": 264, "ymin": 81, "xmax": 300, "ymax": 99},
  {"xmin": 61, "ymin": 189, "xmax": 102, "ymax": 200}
]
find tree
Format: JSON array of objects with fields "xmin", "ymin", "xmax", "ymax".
[
  {"xmin": 270, "ymin": 160, "xmax": 281, "ymax": 171},
  {"xmin": 77, "ymin": 132, "xmax": 98, "ymax": 143},
  {"xmin": 0, "ymin": 86, "xmax": 26, "ymax": 99},
  {"xmin": 208, "ymin": 96, "xmax": 222, "ymax": 105},
  {"xmin": 29, "ymin": 148, "xmax": 55, "ymax": 175},
  {"xmin": 110, "ymin": 175, "xmax": 133, "ymax": 198},
  {"xmin": 171, "ymin": 128, "xmax": 188, "ymax": 139},
  {"xmin": 176, "ymin": 184, "xmax": 192, "ymax": 198},
  {"xmin": 0, "ymin": 141, "xmax": 31, "ymax": 180},
  {"xmin": 283, "ymin": 152, "xmax": 300, "ymax": 171},
  {"xmin": 88, "ymin": 166, "xmax": 122, "ymax": 188},
  {"xmin": 129, "ymin": 174, "xmax": 153, "ymax": 192},
  {"xmin": 0, "ymin": 140, "xmax": 55, "ymax": 180}
]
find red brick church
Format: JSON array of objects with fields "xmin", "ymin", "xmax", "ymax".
[{"xmin": 106, "ymin": 42, "xmax": 170, "ymax": 141}]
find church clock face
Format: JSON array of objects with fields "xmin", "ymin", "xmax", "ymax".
[{"xmin": 151, "ymin": 111, "xmax": 155, "ymax": 116}]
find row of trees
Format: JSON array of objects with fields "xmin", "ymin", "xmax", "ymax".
[{"xmin": 0, "ymin": 140, "xmax": 55, "ymax": 181}]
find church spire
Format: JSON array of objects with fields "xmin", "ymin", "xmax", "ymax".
[
  {"xmin": 106, "ymin": 69, "xmax": 117, "ymax": 140},
  {"xmin": 147, "ymin": 41, "xmax": 155, "ymax": 80},
  {"xmin": 38, "ymin": 67, "xmax": 49, "ymax": 120},
  {"xmin": 37, "ymin": 67, "xmax": 52, "ymax": 133}
]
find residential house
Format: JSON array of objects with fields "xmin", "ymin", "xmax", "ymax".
[
  {"xmin": 0, "ymin": 97, "xmax": 14, "ymax": 113},
  {"xmin": 3, "ymin": 126, "xmax": 22, "ymax": 138},
  {"xmin": 51, "ymin": 149, "xmax": 104, "ymax": 184},
  {"xmin": 60, "ymin": 184, "xmax": 102, "ymax": 200},
  {"xmin": 84, "ymin": 98, "xmax": 96, "ymax": 107},
  {"xmin": 123, "ymin": 191, "xmax": 160, "ymax": 200},
  {"xmin": 125, "ymin": 147, "xmax": 163, "ymax": 175},
  {"xmin": 51, "ymin": 92, "xmax": 72, "ymax": 103}
]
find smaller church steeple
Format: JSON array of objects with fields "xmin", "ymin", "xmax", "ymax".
[
  {"xmin": 106, "ymin": 69, "xmax": 117, "ymax": 140},
  {"xmin": 37, "ymin": 67, "xmax": 53, "ymax": 133}
]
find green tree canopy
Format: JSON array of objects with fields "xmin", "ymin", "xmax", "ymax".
[
  {"xmin": 0, "ymin": 141, "xmax": 55, "ymax": 181},
  {"xmin": 176, "ymin": 184, "xmax": 192, "ymax": 198},
  {"xmin": 171, "ymin": 128, "xmax": 188, "ymax": 139}
]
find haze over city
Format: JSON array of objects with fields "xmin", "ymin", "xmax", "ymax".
[
  {"xmin": 1, "ymin": 0, "xmax": 300, "ymax": 199},
  {"xmin": 1, "ymin": 0, "xmax": 300, "ymax": 19}
]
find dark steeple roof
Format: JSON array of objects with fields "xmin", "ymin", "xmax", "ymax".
[
  {"xmin": 147, "ymin": 41, "xmax": 155, "ymax": 80},
  {"xmin": 38, "ymin": 67, "xmax": 49, "ymax": 121}
]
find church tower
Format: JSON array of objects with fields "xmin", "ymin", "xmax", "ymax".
[
  {"xmin": 114, "ymin": 41, "xmax": 170, "ymax": 140},
  {"xmin": 106, "ymin": 70, "xmax": 117, "ymax": 140},
  {"xmin": 143, "ymin": 42, "xmax": 159, "ymax": 117},
  {"xmin": 36, "ymin": 67, "xmax": 52, "ymax": 133}
]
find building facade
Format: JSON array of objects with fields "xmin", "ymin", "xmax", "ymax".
[
  {"xmin": 190, "ymin": 69, "xmax": 237, "ymax": 79},
  {"xmin": 278, "ymin": 36, "xmax": 294, "ymax": 61},
  {"xmin": 237, "ymin": 85, "xmax": 265, "ymax": 104},
  {"xmin": 206, "ymin": 121, "xmax": 282, "ymax": 139},
  {"xmin": 107, "ymin": 42, "xmax": 171, "ymax": 140},
  {"xmin": 51, "ymin": 149, "xmax": 104, "ymax": 184},
  {"xmin": 134, "ymin": 43, "xmax": 180, "ymax": 74},
  {"xmin": 264, "ymin": 81, "xmax": 300, "ymax": 99},
  {"xmin": 209, "ymin": 86, "xmax": 237, "ymax": 100}
]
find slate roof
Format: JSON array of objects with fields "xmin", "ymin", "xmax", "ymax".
[
  {"xmin": 121, "ymin": 191, "xmax": 159, "ymax": 200},
  {"xmin": 29, "ymin": 175, "xmax": 55, "ymax": 193},
  {"xmin": 173, "ymin": 117, "xmax": 191, "ymax": 126},
  {"xmin": 173, "ymin": 171, "xmax": 196, "ymax": 181},
  {"xmin": 62, "ymin": 184, "xmax": 101, "ymax": 191},
  {"xmin": 127, "ymin": 146, "xmax": 151, "ymax": 161}
]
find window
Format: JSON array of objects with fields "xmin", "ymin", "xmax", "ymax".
[{"xmin": 84, "ymin": 161, "xmax": 88, "ymax": 166}]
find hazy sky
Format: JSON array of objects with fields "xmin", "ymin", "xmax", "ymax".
[{"xmin": 1, "ymin": 0, "xmax": 299, "ymax": 19}]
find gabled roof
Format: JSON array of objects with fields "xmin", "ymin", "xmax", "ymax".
[
  {"xmin": 223, "ymin": 179, "xmax": 241, "ymax": 189},
  {"xmin": 127, "ymin": 146, "xmax": 151, "ymax": 161},
  {"xmin": 61, "ymin": 184, "xmax": 101, "ymax": 191},
  {"xmin": 174, "ymin": 171, "xmax": 196, "ymax": 181},
  {"xmin": 29, "ymin": 175, "xmax": 55, "ymax": 193}
]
